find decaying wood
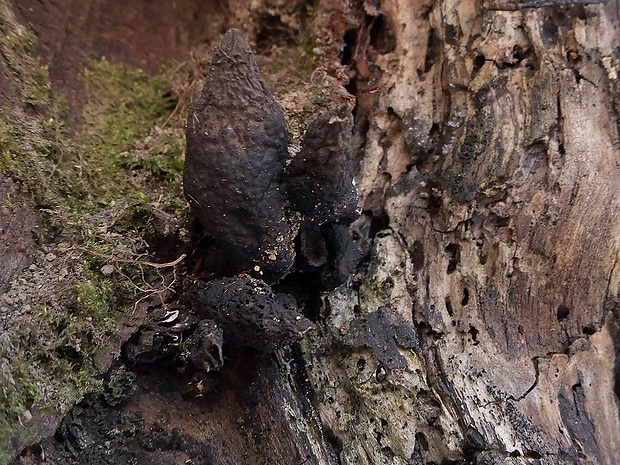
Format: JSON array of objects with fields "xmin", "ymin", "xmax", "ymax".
[
  {"xmin": 301, "ymin": 0, "xmax": 620, "ymax": 463},
  {"xmin": 485, "ymin": 0, "xmax": 608, "ymax": 11},
  {"xmin": 0, "ymin": 175, "xmax": 40, "ymax": 292},
  {"xmin": 2, "ymin": 0, "xmax": 619, "ymax": 464}
]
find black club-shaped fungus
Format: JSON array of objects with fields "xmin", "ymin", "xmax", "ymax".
[
  {"xmin": 184, "ymin": 28, "xmax": 295, "ymax": 283},
  {"xmin": 287, "ymin": 104, "xmax": 362, "ymax": 287},
  {"xmin": 191, "ymin": 274, "xmax": 314, "ymax": 352},
  {"xmin": 287, "ymin": 104, "xmax": 360, "ymax": 226}
]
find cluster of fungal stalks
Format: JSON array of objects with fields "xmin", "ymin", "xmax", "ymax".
[{"xmin": 182, "ymin": 29, "xmax": 362, "ymax": 355}]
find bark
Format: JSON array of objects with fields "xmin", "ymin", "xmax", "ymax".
[
  {"xmin": 2, "ymin": 0, "xmax": 619, "ymax": 464},
  {"xmin": 306, "ymin": 1, "xmax": 620, "ymax": 463}
]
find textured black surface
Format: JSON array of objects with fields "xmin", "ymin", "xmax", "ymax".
[
  {"xmin": 184, "ymin": 28, "xmax": 295, "ymax": 283},
  {"xmin": 320, "ymin": 223, "xmax": 364, "ymax": 288},
  {"xmin": 189, "ymin": 274, "xmax": 314, "ymax": 352},
  {"xmin": 287, "ymin": 104, "xmax": 360, "ymax": 226},
  {"xmin": 337, "ymin": 306, "xmax": 419, "ymax": 370},
  {"xmin": 187, "ymin": 319, "xmax": 224, "ymax": 372},
  {"xmin": 183, "ymin": 30, "xmax": 363, "ymax": 353},
  {"xmin": 287, "ymin": 105, "xmax": 362, "ymax": 287}
]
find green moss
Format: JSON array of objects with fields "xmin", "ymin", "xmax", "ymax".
[
  {"xmin": 81, "ymin": 58, "xmax": 171, "ymax": 150},
  {"xmin": 0, "ymin": 2, "xmax": 187, "ymax": 459},
  {"xmin": 305, "ymin": 4, "xmax": 317, "ymax": 16},
  {"xmin": 122, "ymin": 130, "xmax": 184, "ymax": 179},
  {"xmin": 0, "ymin": 345, "xmax": 37, "ymax": 464},
  {"xmin": 0, "ymin": 3, "xmax": 52, "ymax": 106},
  {"xmin": 0, "ymin": 119, "xmax": 14, "ymax": 168},
  {"xmin": 76, "ymin": 57, "xmax": 175, "ymax": 206},
  {"xmin": 102, "ymin": 365, "xmax": 136, "ymax": 406},
  {"xmin": 0, "ymin": 11, "xmax": 73, "ymax": 209},
  {"xmin": 0, "ymin": 267, "xmax": 123, "ymax": 454},
  {"xmin": 72, "ymin": 279, "xmax": 114, "ymax": 315},
  {"xmin": 1, "ymin": 50, "xmax": 177, "ymax": 213}
]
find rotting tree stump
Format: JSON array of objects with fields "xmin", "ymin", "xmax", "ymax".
[{"xmin": 2, "ymin": 0, "xmax": 619, "ymax": 464}]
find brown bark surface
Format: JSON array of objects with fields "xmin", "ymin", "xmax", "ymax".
[
  {"xmin": 0, "ymin": 175, "xmax": 40, "ymax": 291},
  {"xmin": 2, "ymin": 0, "xmax": 619, "ymax": 464},
  {"xmin": 11, "ymin": 0, "xmax": 225, "ymax": 116},
  {"xmin": 304, "ymin": 1, "xmax": 620, "ymax": 463}
]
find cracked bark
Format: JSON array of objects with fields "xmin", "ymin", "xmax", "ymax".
[{"xmin": 299, "ymin": 1, "xmax": 620, "ymax": 464}]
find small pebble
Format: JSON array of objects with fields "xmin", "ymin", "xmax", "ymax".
[
  {"xmin": 45, "ymin": 253, "xmax": 57, "ymax": 262},
  {"xmin": 20, "ymin": 409, "xmax": 32, "ymax": 424},
  {"xmin": 101, "ymin": 264, "xmax": 114, "ymax": 276}
]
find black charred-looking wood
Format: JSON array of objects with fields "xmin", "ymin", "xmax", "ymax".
[
  {"xmin": 320, "ymin": 223, "xmax": 364, "ymax": 288},
  {"xmin": 184, "ymin": 28, "xmax": 295, "ymax": 283},
  {"xmin": 189, "ymin": 275, "xmax": 314, "ymax": 352},
  {"xmin": 123, "ymin": 329, "xmax": 179, "ymax": 366},
  {"xmin": 287, "ymin": 105, "xmax": 362, "ymax": 288},
  {"xmin": 335, "ymin": 307, "xmax": 419, "ymax": 370}
]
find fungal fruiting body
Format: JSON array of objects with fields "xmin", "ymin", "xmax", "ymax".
[{"xmin": 184, "ymin": 28, "xmax": 295, "ymax": 284}]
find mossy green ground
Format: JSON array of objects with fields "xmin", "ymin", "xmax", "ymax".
[{"xmin": 0, "ymin": 2, "xmax": 188, "ymax": 459}]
